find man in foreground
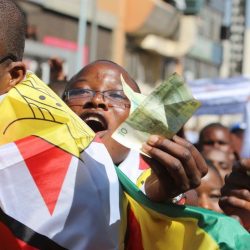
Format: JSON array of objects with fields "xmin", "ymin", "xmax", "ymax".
[
  {"xmin": 63, "ymin": 60, "xmax": 250, "ymax": 247},
  {"xmin": 63, "ymin": 60, "xmax": 208, "ymax": 202}
]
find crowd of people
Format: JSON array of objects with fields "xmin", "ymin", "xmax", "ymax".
[{"xmin": 0, "ymin": 0, "xmax": 249, "ymax": 249}]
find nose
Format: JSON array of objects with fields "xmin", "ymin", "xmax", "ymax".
[{"xmin": 83, "ymin": 91, "xmax": 108, "ymax": 111}]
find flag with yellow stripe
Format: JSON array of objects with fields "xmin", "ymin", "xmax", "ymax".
[
  {"xmin": 0, "ymin": 72, "xmax": 94, "ymax": 156},
  {"xmin": 116, "ymin": 167, "xmax": 250, "ymax": 250}
]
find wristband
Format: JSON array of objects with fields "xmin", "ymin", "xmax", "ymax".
[{"xmin": 172, "ymin": 193, "xmax": 186, "ymax": 205}]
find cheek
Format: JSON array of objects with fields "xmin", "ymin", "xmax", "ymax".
[
  {"xmin": 109, "ymin": 109, "xmax": 129, "ymax": 127},
  {"xmin": 203, "ymin": 145, "xmax": 212, "ymax": 150},
  {"xmin": 213, "ymin": 203, "xmax": 223, "ymax": 213},
  {"xmin": 67, "ymin": 104, "xmax": 82, "ymax": 116},
  {"xmin": 116, "ymin": 109, "xmax": 130, "ymax": 121},
  {"xmin": 220, "ymin": 145, "xmax": 231, "ymax": 153},
  {"xmin": 0, "ymin": 77, "xmax": 10, "ymax": 95}
]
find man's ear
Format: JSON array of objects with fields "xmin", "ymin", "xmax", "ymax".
[{"xmin": 8, "ymin": 61, "xmax": 26, "ymax": 88}]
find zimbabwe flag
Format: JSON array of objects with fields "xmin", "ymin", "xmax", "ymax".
[
  {"xmin": 0, "ymin": 72, "xmax": 122, "ymax": 249},
  {"xmin": 117, "ymin": 168, "xmax": 250, "ymax": 250}
]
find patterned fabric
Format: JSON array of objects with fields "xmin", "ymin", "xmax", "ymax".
[
  {"xmin": 118, "ymin": 150, "xmax": 149, "ymax": 188},
  {"xmin": 0, "ymin": 136, "xmax": 122, "ymax": 249},
  {"xmin": 117, "ymin": 168, "xmax": 250, "ymax": 250},
  {"xmin": 0, "ymin": 73, "xmax": 122, "ymax": 249},
  {"xmin": 0, "ymin": 72, "xmax": 94, "ymax": 156}
]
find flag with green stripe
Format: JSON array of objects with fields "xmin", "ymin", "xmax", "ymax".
[{"xmin": 116, "ymin": 167, "xmax": 250, "ymax": 250}]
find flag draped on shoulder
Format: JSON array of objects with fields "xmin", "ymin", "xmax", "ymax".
[
  {"xmin": 0, "ymin": 72, "xmax": 94, "ymax": 156},
  {"xmin": 0, "ymin": 73, "xmax": 123, "ymax": 249},
  {"xmin": 116, "ymin": 167, "xmax": 250, "ymax": 250}
]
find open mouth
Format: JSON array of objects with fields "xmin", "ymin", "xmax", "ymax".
[{"xmin": 80, "ymin": 113, "xmax": 108, "ymax": 133}]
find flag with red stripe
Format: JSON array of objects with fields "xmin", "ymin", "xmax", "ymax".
[{"xmin": 0, "ymin": 135, "xmax": 122, "ymax": 249}]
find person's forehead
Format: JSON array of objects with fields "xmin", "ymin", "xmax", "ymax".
[
  {"xmin": 203, "ymin": 168, "xmax": 222, "ymax": 186},
  {"xmin": 70, "ymin": 62, "xmax": 138, "ymax": 91},
  {"xmin": 205, "ymin": 127, "xmax": 230, "ymax": 139},
  {"xmin": 72, "ymin": 63, "xmax": 121, "ymax": 88}
]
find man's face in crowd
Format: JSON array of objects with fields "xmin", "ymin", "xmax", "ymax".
[
  {"xmin": 203, "ymin": 149, "xmax": 233, "ymax": 181},
  {"xmin": 196, "ymin": 167, "xmax": 223, "ymax": 213},
  {"xmin": 65, "ymin": 62, "xmax": 137, "ymax": 139},
  {"xmin": 201, "ymin": 127, "xmax": 233, "ymax": 154}
]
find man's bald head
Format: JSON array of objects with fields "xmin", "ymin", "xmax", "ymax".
[
  {"xmin": 0, "ymin": 0, "xmax": 26, "ymax": 60},
  {"xmin": 67, "ymin": 60, "xmax": 141, "ymax": 93}
]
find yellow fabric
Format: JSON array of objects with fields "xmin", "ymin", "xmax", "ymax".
[
  {"xmin": 0, "ymin": 72, "xmax": 95, "ymax": 156},
  {"xmin": 126, "ymin": 193, "xmax": 219, "ymax": 250},
  {"xmin": 136, "ymin": 168, "xmax": 151, "ymax": 188}
]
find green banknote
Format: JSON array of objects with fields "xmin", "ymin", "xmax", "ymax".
[{"xmin": 112, "ymin": 73, "xmax": 201, "ymax": 153}]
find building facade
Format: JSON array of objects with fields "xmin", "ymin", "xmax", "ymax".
[
  {"xmin": 230, "ymin": 0, "xmax": 245, "ymax": 75},
  {"xmin": 18, "ymin": 0, "xmax": 228, "ymax": 90},
  {"xmin": 183, "ymin": 0, "xmax": 225, "ymax": 81}
]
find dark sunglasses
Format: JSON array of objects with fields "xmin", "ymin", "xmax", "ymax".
[{"xmin": 0, "ymin": 54, "xmax": 17, "ymax": 64}]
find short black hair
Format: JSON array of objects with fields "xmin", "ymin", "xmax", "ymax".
[
  {"xmin": 64, "ymin": 60, "xmax": 141, "ymax": 98},
  {"xmin": 0, "ymin": 0, "xmax": 26, "ymax": 61},
  {"xmin": 197, "ymin": 122, "xmax": 230, "ymax": 151},
  {"xmin": 199, "ymin": 122, "xmax": 229, "ymax": 142}
]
